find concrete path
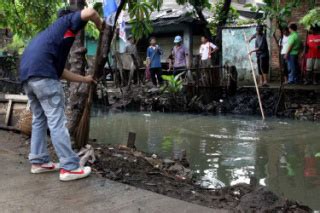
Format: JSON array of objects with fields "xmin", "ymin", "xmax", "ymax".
[{"xmin": 0, "ymin": 135, "xmax": 225, "ymax": 213}]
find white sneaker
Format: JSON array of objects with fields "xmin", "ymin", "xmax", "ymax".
[
  {"xmin": 31, "ymin": 162, "xmax": 60, "ymax": 174},
  {"xmin": 59, "ymin": 166, "xmax": 91, "ymax": 181}
]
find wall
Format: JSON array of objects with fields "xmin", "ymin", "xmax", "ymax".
[
  {"xmin": 222, "ymin": 26, "xmax": 257, "ymax": 84},
  {"xmin": 85, "ymin": 38, "xmax": 98, "ymax": 56},
  {"xmin": 270, "ymin": 0, "xmax": 320, "ymax": 81}
]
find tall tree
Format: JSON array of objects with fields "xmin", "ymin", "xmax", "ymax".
[
  {"xmin": 0, "ymin": 0, "xmax": 61, "ymax": 39},
  {"xmin": 65, "ymin": 0, "xmax": 89, "ymax": 136},
  {"xmin": 176, "ymin": 0, "xmax": 212, "ymax": 39},
  {"xmin": 214, "ymin": 0, "xmax": 232, "ymax": 45}
]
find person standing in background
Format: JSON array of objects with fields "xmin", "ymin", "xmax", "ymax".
[
  {"xmin": 125, "ymin": 35, "xmax": 141, "ymax": 66},
  {"xmin": 279, "ymin": 27, "xmax": 290, "ymax": 84},
  {"xmin": 304, "ymin": 27, "xmax": 320, "ymax": 85},
  {"xmin": 172, "ymin": 35, "xmax": 190, "ymax": 76},
  {"xmin": 199, "ymin": 35, "xmax": 218, "ymax": 68},
  {"xmin": 285, "ymin": 23, "xmax": 302, "ymax": 84},
  {"xmin": 146, "ymin": 37, "xmax": 163, "ymax": 87},
  {"xmin": 248, "ymin": 25, "xmax": 270, "ymax": 87}
]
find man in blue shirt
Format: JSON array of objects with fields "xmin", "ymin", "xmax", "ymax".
[
  {"xmin": 146, "ymin": 37, "xmax": 163, "ymax": 86},
  {"xmin": 20, "ymin": 7, "xmax": 102, "ymax": 181}
]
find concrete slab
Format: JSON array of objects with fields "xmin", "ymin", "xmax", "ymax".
[{"xmin": 0, "ymin": 143, "xmax": 226, "ymax": 213}]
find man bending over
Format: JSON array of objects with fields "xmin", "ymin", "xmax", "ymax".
[{"xmin": 20, "ymin": 7, "xmax": 102, "ymax": 181}]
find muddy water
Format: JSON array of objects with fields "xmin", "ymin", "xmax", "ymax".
[{"xmin": 90, "ymin": 110, "xmax": 320, "ymax": 210}]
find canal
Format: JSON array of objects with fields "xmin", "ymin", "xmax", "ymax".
[{"xmin": 90, "ymin": 110, "xmax": 320, "ymax": 210}]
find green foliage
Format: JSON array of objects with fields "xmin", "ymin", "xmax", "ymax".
[
  {"xmin": 299, "ymin": 8, "xmax": 320, "ymax": 30},
  {"xmin": 6, "ymin": 35, "xmax": 26, "ymax": 54},
  {"xmin": 208, "ymin": 0, "xmax": 239, "ymax": 35},
  {"xmin": 86, "ymin": 21, "xmax": 100, "ymax": 39},
  {"xmin": 86, "ymin": 2, "xmax": 103, "ymax": 39},
  {"xmin": 244, "ymin": 0, "xmax": 300, "ymax": 29},
  {"xmin": 0, "ymin": 0, "xmax": 63, "ymax": 39},
  {"xmin": 161, "ymin": 72, "xmax": 184, "ymax": 95},
  {"xmin": 127, "ymin": 0, "xmax": 155, "ymax": 40}
]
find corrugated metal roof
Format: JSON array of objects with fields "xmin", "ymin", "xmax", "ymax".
[{"xmin": 123, "ymin": 1, "xmax": 261, "ymax": 25}]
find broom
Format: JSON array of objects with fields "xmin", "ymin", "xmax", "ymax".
[
  {"xmin": 74, "ymin": 22, "xmax": 112, "ymax": 149},
  {"xmin": 74, "ymin": 1, "xmax": 127, "ymax": 149}
]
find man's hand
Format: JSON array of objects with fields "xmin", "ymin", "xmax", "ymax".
[
  {"xmin": 97, "ymin": 19, "xmax": 104, "ymax": 31},
  {"xmin": 284, "ymin": 54, "xmax": 288, "ymax": 60},
  {"xmin": 61, "ymin": 69, "xmax": 97, "ymax": 83},
  {"xmin": 83, "ymin": 75, "xmax": 97, "ymax": 84},
  {"xmin": 81, "ymin": 8, "xmax": 103, "ymax": 31}
]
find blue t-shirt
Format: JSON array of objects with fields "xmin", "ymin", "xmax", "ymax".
[
  {"xmin": 20, "ymin": 11, "xmax": 87, "ymax": 82},
  {"xmin": 147, "ymin": 46, "xmax": 162, "ymax": 68}
]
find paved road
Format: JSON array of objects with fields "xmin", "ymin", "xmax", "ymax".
[{"xmin": 0, "ymin": 132, "xmax": 225, "ymax": 213}]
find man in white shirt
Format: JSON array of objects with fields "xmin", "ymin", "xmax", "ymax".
[
  {"xmin": 199, "ymin": 36, "xmax": 218, "ymax": 68},
  {"xmin": 279, "ymin": 27, "xmax": 290, "ymax": 84}
]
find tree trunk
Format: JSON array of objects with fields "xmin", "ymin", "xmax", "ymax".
[
  {"xmin": 194, "ymin": 6, "xmax": 212, "ymax": 40},
  {"xmin": 71, "ymin": 0, "xmax": 126, "ymax": 148},
  {"xmin": 65, "ymin": 0, "xmax": 87, "ymax": 136},
  {"xmin": 214, "ymin": 0, "xmax": 232, "ymax": 66}
]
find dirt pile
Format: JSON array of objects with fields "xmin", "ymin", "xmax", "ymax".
[
  {"xmin": 93, "ymin": 144, "xmax": 312, "ymax": 212},
  {"xmin": 109, "ymin": 84, "xmax": 224, "ymax": 114}
]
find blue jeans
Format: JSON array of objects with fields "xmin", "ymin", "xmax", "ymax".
[
  {"xmin": 23, "ymin": 78, "xmax": 79, "ymax": 170},
  {"xmin": 287, "ymin": 55, "xmax": 300, "ymax": 84}
]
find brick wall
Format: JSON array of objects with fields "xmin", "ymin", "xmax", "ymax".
[{"xmin": 270, "ymin": 0, "xmax": 320, "ymax": 81}]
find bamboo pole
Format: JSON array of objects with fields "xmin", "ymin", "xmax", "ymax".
[{"xmin": 243, "ymin": 32, "xmax": 265, "ymax": 120}]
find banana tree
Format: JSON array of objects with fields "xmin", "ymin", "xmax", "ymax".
[
  {"xmin": 299, "ymin": 7, "xmax": 320, "ymax": 30},
  {"xmin": 161, "ymin": 72, "xmax": 185, "ymax": 95}
]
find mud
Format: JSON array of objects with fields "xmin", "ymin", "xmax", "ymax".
[
  {"xmin": 92, "ymin": 143, "xmax": 312, "ymax": 212},
  {"xmin": 0, "ymin": 130, "xmax": 312, "ymax": 212}
]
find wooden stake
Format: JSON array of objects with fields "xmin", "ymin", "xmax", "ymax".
[
  {"xmin": 243, "ymin": 32, "xmax": 265, "ymax": 120},
  {"xmin": 0, "ymin": 125, "xmax": 21, "ymax": 133},
  {"xmin": 5, "ymin": 99, "xmax": 13, "ymax": 126},
  {"xmin": 127, "ymin": 132, "xmax": 136, "ymax": 149}
]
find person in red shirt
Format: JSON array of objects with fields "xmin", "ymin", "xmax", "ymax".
[{"xmin": 305, "ymin": 27, "xmax": 320, "ymax": 85}]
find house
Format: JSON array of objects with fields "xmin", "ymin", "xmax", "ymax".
[{"xmin": 114, "ymin": 0, "xmax": 262, "ymax": 65}]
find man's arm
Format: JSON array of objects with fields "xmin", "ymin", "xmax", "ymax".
[
  {"xmin": 210, "ymin": 43, "xmax": 219, "ymax": 53},
  {"xmin": 81, "ymin": 8, "xmax": 103, "ymax": 30},
  {"xmin": 248, "ymin": 34, "xmax": 256, "ymax": 43},
  {"xmin": 61, "ymin": 69, "xmax": 96, "ymax": 83},
  {"xmin": 157, "ymin": 46, "xmax": 163, "ymax": 55}
]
